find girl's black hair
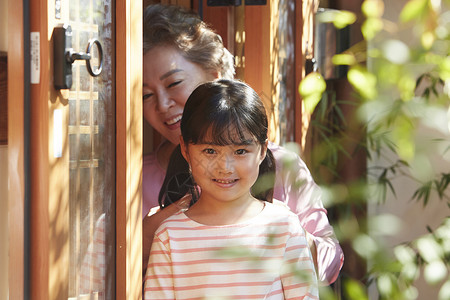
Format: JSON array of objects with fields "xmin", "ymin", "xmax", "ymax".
[{"xmin": 158, "ymin": 79, "xmax": 275, "ymax": 208}]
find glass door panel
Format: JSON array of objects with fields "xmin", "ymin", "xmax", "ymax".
[{"xmin": 66, "ymin": 0, "xmax": 115, "ymax": 298}]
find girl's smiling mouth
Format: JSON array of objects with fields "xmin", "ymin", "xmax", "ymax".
[{"xmin": 213, "ymin": 178, "xmax": 238, "ymax": 184}]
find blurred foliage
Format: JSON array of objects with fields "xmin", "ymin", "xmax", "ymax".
[
  {"xmin": 299, "ymin": 72, "xmax": 327, "ymax": 115},
  {"xmin": 299, "ymin": 0, "xmax": 450, "ymax": 299}
]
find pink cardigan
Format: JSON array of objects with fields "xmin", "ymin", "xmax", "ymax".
[{"xmin": 143, "ymin": 142, "xmax": 344, "ymax": 284}]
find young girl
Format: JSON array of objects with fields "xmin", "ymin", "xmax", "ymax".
[{"xmin": 144, "ymin": 79, "xmax": 319, "ymax": 300}]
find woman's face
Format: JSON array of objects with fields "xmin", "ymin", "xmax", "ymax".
[{"xmin": 143, "ymin": 45, "xmax": 218, "ymax": 145}]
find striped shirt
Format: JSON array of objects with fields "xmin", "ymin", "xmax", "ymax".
[
  {"xmin": 144, "ymin": 142, "xmax": 344, "ymax": 284},
  {"xmin": 79, "ymin": 214, "xmax": 106, "ymax": 298},
  {"xmin": 144, "ymin": 202, "xmax": 319, "ymax": 300}
]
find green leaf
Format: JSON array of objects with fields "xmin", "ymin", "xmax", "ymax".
[
  {"xmin": 319, "ymin": 285, "xmax": 339, "ymax": 300},
  {"xmin": 424, "ymin": 260, "xmax": 447, "ymax": 285},
  {"xmin": 348, "ymin": 66, "xmax": 377, "ymax": 99},
  {"xmin": 439, "ymin": 56, "xmax": 450, "ymax": 80},
  {"xmin": 332, "ymin": 53, "xmax": 357, "ymax": 66},
  {"xmin": 333, "ymin": 10, "xmax": 357, "ymax": 29},
  {"xmin": 398, "ymin": 75, "xmax": 416, "ymax": 101},
  {"xmin": 421, "ymin": 30, "xmax": 435, "ymax": 49},
  {"xmin": 353, "ymin": 234, "xmax": 379, "ymax": 259},
  {"xmin": 298, "ymin": 72, "xmax": 326, "ymax": 114},
  {"xmin": 362, "ymin": 17, "xmax": 383, "ymax": 40},
  {"xmin": 344, "ymin": 278, "xmax": 368, "ymax": 300},
  {"xmin": 317, "ymin": 9, "xmax": 357, "ymax": 29},
  {"xmin": 377, "ymin": 273, "xmax": 395, "ymax": 297},
  {"xmin": 417, "ymin": 236, "xmax": 444, "ymax": 263},
  {"xmin": 394, "ymin": 244, "xmax": 416, "ymax": 264},
  {"xmin": 412, "ymin": 182, "xmax": 432, "ymax": 206},
  {"xmin": 386, "ymin": 179, "xmax": 397, "ymax": 198},
  {"xmin": 439, "ymin": 280, "xmax": 450, "ymax": 300},
  {"xmin": 400, "ymin": 0, "xmax": 428, "ymax": 22},
  {"xmin": 392, "ymin": 117, "xmax": 415, "ymax": 160},
  {"xmin": 362, "ymin": 0, "xmax": 384, "ymax": 18}
]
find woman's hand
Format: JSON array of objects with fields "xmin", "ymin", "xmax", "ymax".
[{"xmin": 305, "ymin": 231, "xmax": 318, "ymax": 275}]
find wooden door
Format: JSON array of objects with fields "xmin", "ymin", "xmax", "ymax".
[
  {"xmin": 7, "ymin": 0, "xmax": 142, "ymax": 299},
  {"xmin": 30, "ymin": 0, "xmax": 117, "ymax": 299}
]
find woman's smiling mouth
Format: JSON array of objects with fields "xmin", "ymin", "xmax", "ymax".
[{"xmin": 165, "ymin": 115, "xmax": 182, "ymax": 126}]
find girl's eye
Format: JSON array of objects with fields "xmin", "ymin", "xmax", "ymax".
[
  {"xmin": 167, "ymin": 80, "xmax": 182, "ymax": 88},
  {"xmin": 235, "ymin": 149, "xmax": 247, "ymax": 155},
  {"xmin": 203, "ymin": 148, "xmax": 216, "ymax": 155}
]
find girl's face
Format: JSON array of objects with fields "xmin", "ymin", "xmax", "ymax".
[
  {"xmin": 143, "ymin": 45, "xmax": 219, "ymax": 145},
  {"xmin": 181, "ymin": 131, "xmax": 268, "ymax": 205}
]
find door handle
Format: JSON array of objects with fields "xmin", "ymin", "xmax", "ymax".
[{"xmin": 54, "ymin": 24, "xmax": 103, "ymax": 90}]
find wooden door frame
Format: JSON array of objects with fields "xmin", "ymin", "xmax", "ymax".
[
  {"xmin": 8, "ymin": 0, "xmax": 25, "ymax": 298},
  {"xmin": 9, "ymin": 0, "xmax": 143, "ymax": 299},
  {"xmin": 115, "ymin": 0, "xmax": 143, "ymax": 298}
]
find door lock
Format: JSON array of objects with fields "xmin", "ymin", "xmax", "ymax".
[{"xmin": 53, "ymin": 24, "xmax": 103, "ymax": 90}]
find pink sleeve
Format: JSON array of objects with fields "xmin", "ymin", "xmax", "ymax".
[
  {"xmin": 79, "ymin": 214, "xmax": 106, "ymax": 296},
  {"xmin": 270, "ymin": 142, "xmax": 344, "ymax": 284},
  {"xmin": 142, "ymin": 152, "xmax": 167, "ymax": 219}
]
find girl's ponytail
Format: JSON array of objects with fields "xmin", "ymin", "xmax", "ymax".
[{"xmin": 252, "ymin": 148, "xmax": 275, "ymax": 202}]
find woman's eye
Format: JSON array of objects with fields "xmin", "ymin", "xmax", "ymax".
[
  {"xmin": 143, "ymin": 93, "xmax": 153, "ymax": 102},
  {"xmin": 167, "ymin": 80, "xmax": 182, "ymax": 88}
]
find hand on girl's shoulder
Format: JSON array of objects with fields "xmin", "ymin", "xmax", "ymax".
[
  {"xmin": 147, "ymin": 205, "xmax": 160, "ymax": 217},
  {"xmin": 267, "ymin": 200, "xmax": 300, "ymax": 222},
  {"xmin": 272, "ymin": 199, "xmax": 291, "ymax": 210},
  {"xmin": 266, "ymin": 200, "xmax": 306, "ymax": 231}
]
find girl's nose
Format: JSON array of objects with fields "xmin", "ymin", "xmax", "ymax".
[{"xmin": 217, "ymin": 153, "xmax": 234, "ymax": 173}]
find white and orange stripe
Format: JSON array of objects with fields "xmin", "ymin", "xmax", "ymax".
[{"xmin": 144, "ymin": 202, "xmax": 318, "ymax": 300}]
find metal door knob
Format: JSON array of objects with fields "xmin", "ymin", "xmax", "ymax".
[{"xmin": 66, "ymin": 39, "xmax": 103, "ymax": 77}]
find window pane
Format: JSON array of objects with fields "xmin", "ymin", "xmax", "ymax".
[{"xmin": 67, "ymin": 0, "xmax": 115, "ymax": 299}]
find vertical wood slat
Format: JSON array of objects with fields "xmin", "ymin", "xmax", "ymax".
[
  {"xmin": 200, "ymin": 2, "xmax": 230, "ymax": 50},
  {"xmin": 243, "ymin": 3, "xmax": 274, "ymax": 140},
  {"xmin": 8, "ymin": 0, "xmax": 25, "ymax": 298},
  {"xmin": 29, "ymin": 0, "xmax": 71, "ymax": 298},
  {"xmin": 299, "ymin": 0, "xmax": 318, "ymax": 151},
  {"xmin": 294, "ymin": 0, "xmax": 304, "ymax": 146},
  {"xmin": 0, "ymin": 52, "xmax": 7, "ymax": 145},
  {"xmin": 116, "ymin": 0, "xmax": 143, "ymax": 298},
  {"xmin": 0, "ymin": 72, "xmax": 8, "ymax": 300}
]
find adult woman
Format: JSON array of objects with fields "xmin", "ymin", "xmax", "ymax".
[{"xmin": 142, "ymin": 4, "xmax": 343, "ymax": 284}]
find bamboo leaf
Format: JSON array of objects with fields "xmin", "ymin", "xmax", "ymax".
[
  {"xmin": 400, "ymin": 0, "xmax": 428, "ymax": 23},
  {"xmin": 362, "ymin": 0, "xmax": 384, "ymax": 18},
  {"xmin": 299, "ymin": 72, "xmax": 327, "ymax": 114},
  {"xmin": 348, "ymin": 66, "xmax": 378, "ymax": 99}
]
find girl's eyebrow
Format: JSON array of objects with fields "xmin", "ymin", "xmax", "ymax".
[
  {"xmin": 198, "ymin": 139, "xmax": 256, "ymax": 146},
  {"xmin": 235, "ymin": 139, "xmax": 256, "ymax": 146}
]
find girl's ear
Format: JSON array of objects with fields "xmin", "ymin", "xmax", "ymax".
[
  {"xmin": 259, "ymin": 140, "xmax": 268, "ymax": 164},
  {"xmin": 180, "ymin": 136, "xmax": 190, "ymax": 163}
]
